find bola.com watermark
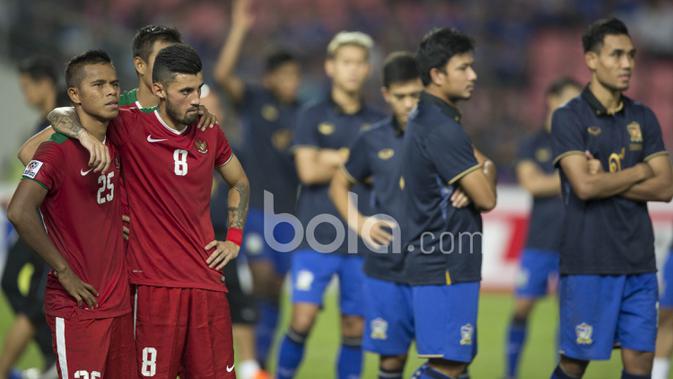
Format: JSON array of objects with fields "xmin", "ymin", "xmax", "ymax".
[{"xmin": 261, "ymin": 191, "xmax": 482, "ymax": 255}]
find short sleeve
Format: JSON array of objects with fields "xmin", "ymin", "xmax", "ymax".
[
  {"xmin": 426, "ymin": 125, "xmax": 480, "ymax": 185},
  {"xmin": 343, "ymin": 131, "xmax": 371, "ymax": 183},
  {"xmin": 108, "ymin": 109, "xmax": 137, "ymax": 148},
  {"xmin": 292, "ymin": 106, "xmax": 320, "ymax": 149},
  {"xmin": 516, "ymin": 135, "xmax": 535, "ymax": 163},
  {"xmin": 551, "ymin": 107, "xmax": 585, "ymax": 166},
  {"xmin": 23, "ymin": 141, "xmax": 63, "ymax": 191},
  {"xmin": 642, "ymin": 107, "xmax": 668, "ymax": 161},
  {"xmin": 215, "ymin": 126, "xmax": 233, "ymax": 167}
]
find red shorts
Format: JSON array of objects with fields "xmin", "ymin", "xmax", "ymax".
[
  {"xmin": 133, "ymin": 285, "xmax": 235, "ymax": 379},
  {"xmin": 47, "ymin": 312, "xmax": 136, "ymax": 379}
]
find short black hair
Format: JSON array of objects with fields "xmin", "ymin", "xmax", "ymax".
[
  {"xmin": 152, "ymin": 44, "xmax": 203, "ymax": 85},
  {"xmin": 382, "ymin": 51, "xmax": 419, "ymax": 88},
  {"xmin": 582, "ymin": 17, "xmax": 630, "ymax": 53},
  {"xmin": 546, "ymin": 77, "xmax": 581, "ymax": 97},
  {"xmin": 265, "ymin": 50, "xmax": 298, "ymax": 73},
  {"xmin": 416, "ymin": 27, "xmax": 474, "ymax": 86},
  {"xmin": 65, "ymin": 50, "xmax": 113, "ymax": 88},
  {"xmin": 18, "ymin": 56, "xmax": 58, "ymax": 84},
  {"xmin": 132, "ymin": 25, "xmax": 182, "ymax": 62}
]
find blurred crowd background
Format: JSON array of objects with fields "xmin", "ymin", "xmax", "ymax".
[{"xmin": 1, "ymin": 0, "xmax": 672, "ymax": 182}]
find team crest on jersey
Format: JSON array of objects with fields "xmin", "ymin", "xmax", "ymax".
[
  {"xmin": 296, "ymin": 270, "xmax": 314, "ymax": 291},
  {"xmin": 587, "ymin": 126, "xmax": 602, "ymax": 136},
  {"xmin": 377, "ymin": 148, "xmax": 395, "ymax": 160},
  {"xmin": 399, "ymin": 176, "xmax": 405, "ymax": 190},
  {"xmin": 262, "ymin": 104, "xmax": 279, "ymax": 121},
  {"xmin": 23, "ymin": 160, "xmax": 43, "ymax": 179},
  {"xmin": 272, "ymin": 129, "xmax": 293, "ymax": 151},
  {"xmin": 318, "ymin": 122, "xmax": 335, "ymax": 135},
  {"xmin": 535, "ymin": 148, "xmax": 551, "ymax": 163},
  {"xmin": 575, "ymin": 323, "xmax": 593, "ymax": 345},
  {"xmin": 195, "ymin": 139, "xmax": 208, "ymax": 154},
  {"xmin": 370, "ymin": 318, "xmax": 388, "ymax": 340},
  {"xmin": 460, "ymin": 323, "xmax": 474, "ymax": 345},
  {"xmin": 627, "ymin": 122, "xmax": 643, "ymax": 143}
]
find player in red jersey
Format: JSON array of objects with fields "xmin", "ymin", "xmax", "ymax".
[
  {"xmin": 21, "ymin": 44, "xmax": 249, "ymax": 379},
  {"xmin": 8, "ymin": 50, "xmax": 135, "ymax": 379}
]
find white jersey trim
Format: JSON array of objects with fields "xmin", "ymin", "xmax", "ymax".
[{"xmin": 153, "ymin": 110, "xmax": 188, "ymax": 135}]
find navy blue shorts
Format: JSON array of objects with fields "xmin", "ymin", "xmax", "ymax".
[
  {"xmin": 290, "ymin": 250, "xmax": 365, "ymax": 316},
  {"xmin": 412, "ymin": 282, "xmax": 480, "ymax": 363},
  {"xmin": 559, "ymin": 274, "xmax": 658, "ymax": 360},
  {"xmin": 660, "ymin": 251, "xmax": 673, "ymax": 308},
  {"xmin": 515, "ymin": 249, "xmax": 559, "ymax": 298},
  {"xmin": 241, "ymin": 208, "xmax": 294, "ymax": 276},
  {"xmin": 362, "ymin": 276, "xmax": 414, "ymax": 355}
]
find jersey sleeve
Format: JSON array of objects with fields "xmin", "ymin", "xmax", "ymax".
[
  {"xmin": 642, "ymin": 107, "xmax": 668, "ymax": 161},
  {"xmin": 22, "ymin": 141, "xmax": 64, "ymax": 191},
  {"xmin": 215, "ymin": 126, "xmax": 234, "ymax": 167},
  {"xmin": 343, "ymin": 131, "xmax": 371, "ymax": 183},
  {"xmin": 426, "ymin": 125, "xmax": 480, "ymax": 185},
  {"xmin": 551, "ymin": 107, "xmax": 585, "ymax": 166},
  {"xmin": 516, "ymin": 134, "xmax": 535, "ymax": 163},
  {"xmin": 292, "ymin": 106, "xmax": 320, "ymax": 149}
]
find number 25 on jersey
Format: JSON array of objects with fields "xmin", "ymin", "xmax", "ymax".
[{"xmin": 96, "ymin": 172, "xmax": 114, "ymax": 205}]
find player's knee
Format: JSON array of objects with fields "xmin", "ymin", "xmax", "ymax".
[
  {"xmin": 659, "ymin": 308, "xmax": 673, "ymax": 327},
  {"xmin": 559, "ymin": 355, "xmax": 589, "ymax": 377},
  {"xmin": 289, "ymin": 309, "xmax": 317, "ymax": 335},
  {"xmin": 428, "ymin": 358, "xmax": 467, "ymax": 377},
  {"xmin": 340, "ymin": 315, "xmax": 363, "ymax": 337},
  {"xmin": 513, "ymin": 298, "xmax": 535, "ymax": 320},
  {"xmin": 380, "ymin": 355, "xmax": 406, "ymax": 372},
  {"xmin": 622, "ymin": 350, "xmax": 654, "ymax": 375}
]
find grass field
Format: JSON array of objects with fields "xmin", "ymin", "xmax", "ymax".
[{"xmin": 0, "ymin": 292, "xmax": 650, "ymax": 378}]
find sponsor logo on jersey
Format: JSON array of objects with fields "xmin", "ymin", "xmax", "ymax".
[
  {"xmin": 80, "ymin": 168, "xmax": 93, "ymax": 176},
  {"xmin": 377, "ymin": 148, "xmax": 395, "ymax": 160},
  {"xmin": 587, "ymin": 126, "xmax": 602, "ymax": 136},
  {"xmin": 262, "ymin": 104, "xmax": 279, "ymax": 121},
  {"xmin": 147, "ymin": 135, "xmax": 167, "ymax": 143},
  {"xmin": 23, "ymin": 160, "xmax": 43, "ymax": 179},
  {"xmin": 318, "ymin": 122, "xmax": 335, "ymax": 135},
  {"xmin": 627, "ymin": 121, "xmax": 642, "ymax": 143},
  {"xmin": 535, "ymin": 148, "xmax": 551, "ymax": 163}
]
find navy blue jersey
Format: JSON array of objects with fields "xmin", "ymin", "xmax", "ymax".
[
  {"xmin": 344, "ymin": 117, "xmax": 405, "ymax": 281},
  {"xmin": 293, "ymin": 96, "xmax": 385, "ymax": 254},
  {"xmin": 400, "ymin": 92, "xmax": 483, "ymax": 285},
  {"xmin": 237, "ymin": 85, "xmax": 300, "ymax": 213},
  {"xmin": 516, "ymin": 129, "xmax": 564, "ymax": 252},
  {"xmin": 552, "ymin": 87, "xmax": 668, "ymax": 275}
]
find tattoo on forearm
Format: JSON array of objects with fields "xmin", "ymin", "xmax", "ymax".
[
  {"xmin": 47, "ymin": 108, "xmax": 82, "ymax": 138},
  {"xmin": 227, "ymin": 181, "xmax": 249, "ymax": 229}
]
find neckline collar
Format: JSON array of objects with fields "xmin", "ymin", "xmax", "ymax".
[
  {"xmin": 153, "ymin": 110, "xmax": 189, "ymax": 135},
  {"xmin": 581, "ymin": 85, "xmax": 627, "ymax": 117},
  {"xmin": 422, "ymin": 91, "xmax": 462, "ymax": 123}
]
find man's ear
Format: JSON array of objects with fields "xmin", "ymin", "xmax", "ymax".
[
  {"xmin": 153, "ymin": 82, "xmax": 165, "ymax": 99},
  {"xmin": 133, "ymin": 56, "xmax": 145, "ymax": 77},
  {"xmin": 67, "ymin": 86, "xmax": 81, "ymax": 106}
]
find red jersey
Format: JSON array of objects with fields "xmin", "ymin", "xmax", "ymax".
[
  {"xmin": 24, "ymin": 133, "xmax": 130, "ymax": 319},
  {"xmin": 109, "ymin": 108, "xmax": 232, "ymax": 291}
]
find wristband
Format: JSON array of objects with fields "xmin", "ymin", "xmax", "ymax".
[{"xmin": 226, "ymin": 227, "xmax": 243, "ymax": 247}]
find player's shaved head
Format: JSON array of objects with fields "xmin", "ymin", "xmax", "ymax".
[
  {"xmin": 133, "ymin": 25, "xmax": 182, "ymax": 62},
  {"xmin": 152, "ymin": 44, "xmax": 203, "ymax": 85},
  {"xmin": 65, "ymin": 50, "xmax": 114, "ymax": 88}
]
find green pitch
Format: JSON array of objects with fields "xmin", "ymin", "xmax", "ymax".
[{"xmin": 0, "ymin": 293, "xmax": 653, "ymax": 378}]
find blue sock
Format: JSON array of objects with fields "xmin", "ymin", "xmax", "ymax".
[
  {"xmin": 256, "ymin": 300, "xmax": 280, "ymax": 366},
  {"xmin": 416, "ymin": 365, "xmax": 453, "ymax": 379},
  {"xmin": 506, "ymin": 317, "xmax": 528, "ymax": 378},
  {"xmin": 276, "ymin": 329, "xmax": 306, "ymax": 379},
  {"xmin": 337, "ymin": 337, "xmax": 363, "ymax": 379},
  {"xmin": 550, "ymin": 365, "xmax": 575, "ymax": 379},
  {"xmin": 621, "ymin": 371, "xmax": 650, "ymax": 379}
]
